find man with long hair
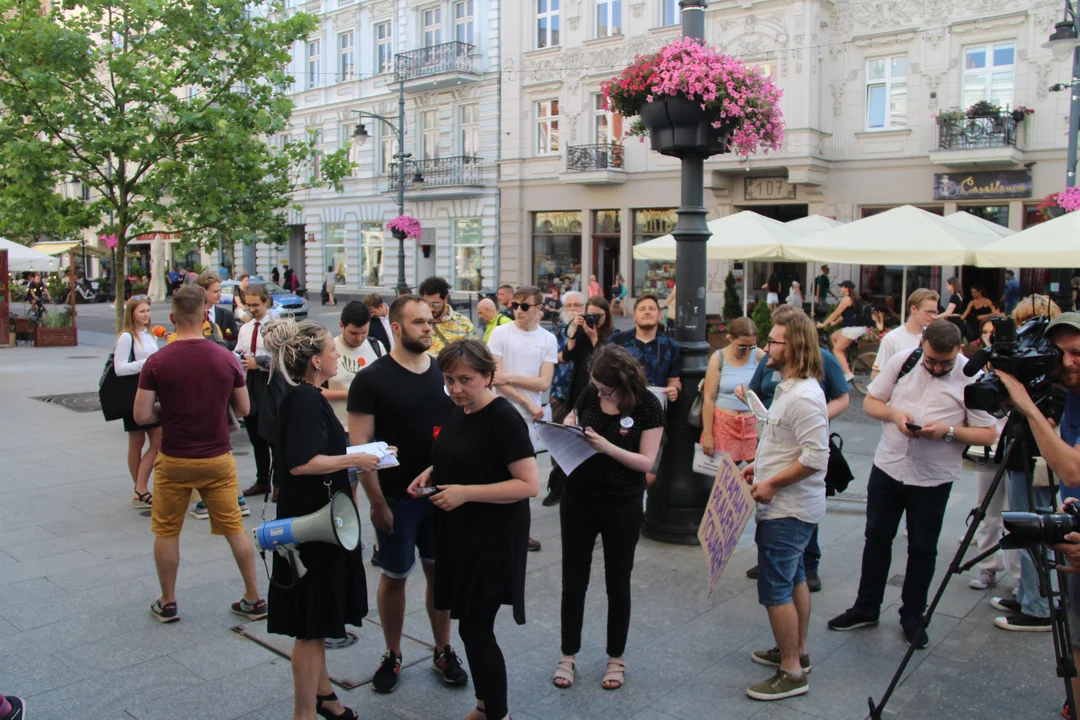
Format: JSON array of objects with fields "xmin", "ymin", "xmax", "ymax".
[{"xmin": 743, "ymin": 311, "xmax": 829, "ymax": 701}]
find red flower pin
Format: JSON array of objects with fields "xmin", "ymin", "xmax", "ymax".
[{"xmin": 432, "ymin": 426, "xmax": 442, "ymax": 439}]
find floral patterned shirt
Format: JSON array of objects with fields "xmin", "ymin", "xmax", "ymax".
[{"xmin": 429, "ymin": 307, "xmax": 475, "ymax": 356}]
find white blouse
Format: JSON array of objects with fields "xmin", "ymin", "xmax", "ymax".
[{"xmin": 114, "ymin": 329, "xmax": 160, "ymax": 376}]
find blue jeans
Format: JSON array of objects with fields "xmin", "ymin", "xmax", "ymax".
[
  {"xmin": 803, "ymin": 526, "xmax": 821, "ymax": 575},
  {"xmin": 756, "ymin": 517, "xmax": 817, "ymax": 607},
  {"xmin": 1007, "ymin": 470, "xmax": 1052, "ymax": 618}
]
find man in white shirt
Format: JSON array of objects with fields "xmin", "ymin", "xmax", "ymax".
[
  {"xmin": 871, "ymin": 288, "xmax": 939, "ymax": 379},
  {"xmin": 234, "ymin": 285, "xmax": 273, "ymax": 498},
  {"xmin": 324, "ymin": 301, "xmax": 386, "ymax": 428},
  {"xmin": 741, "ymin": 310, "xmax": 829, "ymax": 702},
  {"xmin": 828, "ymin": 320, "xmax": 996, "ymax": 648},
  {"xmin": 488, "ymin": 285, "xmax": 558, "ymax": 425},
  {"xmin": 364, "ymin": 293, "xmax": 395, "ymax": 352}
]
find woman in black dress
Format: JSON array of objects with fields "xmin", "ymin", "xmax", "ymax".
[
  {"xmin": 408, "ymin": 340, "xmax": 540, "ymax": 720},
  {"xmin": 263, "ymin": 319, "xmax": 381, "ymax": 720},
  {"xmin": 552, "ymin": 344, "xmax": 664, "ymax": 693}
]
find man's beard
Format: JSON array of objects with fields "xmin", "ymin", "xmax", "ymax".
[
  {"xmin": 561, "ymin": 310, "xmax": 578, "ymax": 326},
  {"xmin": 1057, "ymin": 367, "xmax": 1080, "ymax": 389},
  {"xmin": 401, "ymin": 332, "xmax": 431, "ymax": 354},
  {"xmin": 637, "ymin": 318, "xmax": 658, "ymax": 331}
]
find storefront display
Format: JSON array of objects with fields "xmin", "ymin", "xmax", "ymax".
[
  {"xmin": 632, "ymin": 208, "xmax": 677, "ymax": 297},
  {"xmin": 533, "ymin": 211, "xmax": 582, "ymax": 291}
]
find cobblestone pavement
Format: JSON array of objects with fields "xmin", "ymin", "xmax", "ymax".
[{"xmin": 0, "ymin": 338, "xmax": 1067, "ymax": 719}]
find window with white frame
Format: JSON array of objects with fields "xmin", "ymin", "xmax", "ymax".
[
  {"xmin": 375, "ymin": 21, "xmax": 393, "ymax": 74},
  {"xmin": 421, "ymin": 109, "xmax": 440, "ymax": 160},
  {"xmin": 324, "ymin": 223, "xmax": 346, "ymax": 284},
  {"xmin": 460, "ymin": 104, "xmax": 480, "ymax": 156},
  {"xmin": 536, "ymin": 99, "xmax": 559, "ymax": 154},
  {"xmin": 338, "ymin": 31, "xmax": 355, "ymax": 82},
  {"xmin": 359, "ymin": 221, "xmax": 384, "ymax": 286},
  {"xmin": 963, "ymin": 42, "xmax": 1015, "ymax": 109},
  {"xmin": 453, "ymin": 218, "xmax": 484, "ymax": 291},
  {"xmin": 751, "ymin": 60, "xmax": 777, "ymax": 79},
  {"xmin": 537, "ymin": 0, "xmax": 560, "ymax": 48},
  {"xmin": 595, "ymin": 0, "xmax": 621, "ymax": 38},
  {"xmin": 307, "ymin": 40, "xmax": 321, "ymax": 89},
  {"xmin": 661, "ymin": 0, "xmax": 678, "ymax": 26},
  {"xmin": 865, "ymin": 55, "xmax": 907, "ymax": 130},
  {"xmin": 454, "ymin": 0, "xmax": 474, "ymax": 44},
  {"xmin": 380, "ymin": 132, "xmax": 396, "ymax": 175},
  {"xmin": 423, "ymin": 7, "xmax": 442, "ymax": 47},
  {"xmin": 593, "ymin": 94, "xmax": 622, "ymax": 144}
]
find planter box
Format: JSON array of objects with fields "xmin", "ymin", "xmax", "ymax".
[
  {"xmin": 707, "ymin": 333, "xmax": 730, "ymax": 354},
  {"xmin": 637, "ymin": 96, "xmax": 734, "ymax": 159},
  {"xmin": 34, "ymin": 326, "xmax": 77, "ymax": 347}
]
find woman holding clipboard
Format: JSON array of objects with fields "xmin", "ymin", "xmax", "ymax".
[{"xmin": 551, "ymin": 344, "xmax": 664, "ymax": 693}]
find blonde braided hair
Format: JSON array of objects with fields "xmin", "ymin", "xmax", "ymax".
[{"xmin": 262, "ymin": 318, "xmax": 330, "ymax": 386}]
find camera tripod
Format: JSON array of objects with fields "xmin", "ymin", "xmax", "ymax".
[{"xmin": 868, "ymin": 413, "xmax": 1078, "ymax": 720}]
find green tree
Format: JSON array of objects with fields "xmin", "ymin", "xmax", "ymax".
[
  {"xmin": 750, "ymin": 299, "xmax": 772, "ymax": 348},
  {"xmin": 723, "ymin": 270, "xmax": 742, "ymax": 322},
  {"xmin": 0, "ymin": 0, "xmax": 350, "ymax": 330}
]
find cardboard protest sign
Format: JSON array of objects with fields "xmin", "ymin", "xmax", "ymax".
[{"xmin": 697, "ymin": 453, "xmax": 756, "ymax": 596}]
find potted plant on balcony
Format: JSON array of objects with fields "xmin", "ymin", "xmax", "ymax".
[
  {"xmin": 385, "ymin": 215, "xmax": 423, "ymax": 241},
  {"xmin": 935, "ymin": 109, "xmax": 966, "ymax": 125},
  {"xmin": 1011, "ymin": 106, "xmax": 1035, "ymax": 123},
  {"xmin": 967, "ymin": 100, "xmax": 1001, "ymax": 119},
  {"xmin": 600, "ymin": 37, "xmax": 784, "ymax": 159}
]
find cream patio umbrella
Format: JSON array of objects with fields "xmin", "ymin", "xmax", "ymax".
[
  {"xmin": 942, "ymin": 210, "xmax": 1016, "ymax": 238},
  {"xmin": 0, "ymin": 238, "xmax": 59, "ymax": 273},
  {"xmin": 781, "ymin": 205, "xmax": 1002, "ymax": 321},
  {"xmin": 632, "ymin": 210, "xmax": 796, "ymax": 315},
  {"xmin": 786, "ymin": 215, "xmax": 846, "ymax": 317},
  {"xmin": 974, "ymin": 211, "xmax": 1080, "ymax": 268}
]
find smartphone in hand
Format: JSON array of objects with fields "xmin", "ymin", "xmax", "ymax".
[
  {"xmin": 415, "ymin": 486, "xmax": 439, "ymax": 498},
  {"xmin": 905, "ymin": 422, "xmax": 923, "ymax": 433}
]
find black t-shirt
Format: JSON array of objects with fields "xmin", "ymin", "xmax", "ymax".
[
  {"xmin": 948, "ymin": 293, "xmax": 964, "ymax": 312},
  {"xmin": 347, "ymin": 354, "xmax": 452, "ymax": 499},
  {"xmin": 564, "ymin": 332, "xmax": 599, "ymax": 406},
  {"xmin": 27, "ymin": 281, "xmax": 45, "ymax": 298},
  {"xmin": 432, "ymin": 396, "xmax": 535, "ymax": 624},
  {"xmin": 569, "ymin": 385, "xmax": 665, "ymax": 500}
]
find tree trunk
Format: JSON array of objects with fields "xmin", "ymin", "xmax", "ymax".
[{"xmin": 113, "ymin": 237, "xmax": 126, "ymax": 333}]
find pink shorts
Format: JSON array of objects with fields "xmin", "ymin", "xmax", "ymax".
[{"xmin": 703, "ymin": 410, "xmax": 758, "ymax": 463}]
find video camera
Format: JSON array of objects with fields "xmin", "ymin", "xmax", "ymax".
[
  {"xmin": 963, "ymin": 316, "xmax": 1063, "ymax": 418},
  {"xmin": 1001, "ymin": 502, "xmax": 1080, "ymax": 549}
]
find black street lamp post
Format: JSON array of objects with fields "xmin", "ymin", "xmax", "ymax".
[
  {"xmin": 642, "ymin": 0, "xmax": 715, "ymax": 544},
  {"xmin": 352, "ymin": 82, "xmax": 424, "ymax": 295},
  {"xmin": 1045, "ymin": 2, "xmax": 1080, "ymax": 188}
]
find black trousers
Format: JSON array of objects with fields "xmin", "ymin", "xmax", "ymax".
[
  {"xmin": 853, "ymin": 465, "xmax": 953, "ymax": 621},
  {"xmin": 244, "ymin": 370, "xmax": 271, "ymax": 487},
  {"xmin": 560, "ymin": 488, "xmax": 643, "ymax": 657},
  {"xmin": 458, "ymin": 597, "xmax": 508, "ymax": 719}
]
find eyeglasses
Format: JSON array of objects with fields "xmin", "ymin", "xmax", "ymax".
[
  {"xmin": 922, "ymin": 357, "xmax": 956, "ymax": 371},
  {"xmin": 593, "ymin": 381, "xmax": 617, "ymax": 398},
  {"xmin": 511, "ymin": 302, "xmax": 537, "ymax": 311},
  {"xmin": 766, "ymin": 339, "xmax": 786, "ymax": 347}
]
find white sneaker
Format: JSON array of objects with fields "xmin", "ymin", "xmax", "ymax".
[{"xmin": 969, "ymin": 570, "xmax": 996, "ymax": 590}]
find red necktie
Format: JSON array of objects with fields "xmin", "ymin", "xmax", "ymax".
[{"xmin": 250, "ymin": 321, "xmax": 260, "ymax": 354}]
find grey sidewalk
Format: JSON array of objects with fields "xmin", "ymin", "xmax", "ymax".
[{"xmin": 0, "ymin": 343, "xmax": 1067, "ymax": 719}]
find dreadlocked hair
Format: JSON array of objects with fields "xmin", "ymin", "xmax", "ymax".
[{"xmin": 262, "ymin": 318, "xmax": 331, "ymax": 386}]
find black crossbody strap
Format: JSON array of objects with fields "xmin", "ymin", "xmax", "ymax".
[{"xmin": 896, "ymin": 347, "xmax": 923, "ymax": 382}]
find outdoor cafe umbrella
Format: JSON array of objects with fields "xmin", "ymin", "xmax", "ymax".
[
  {"xmin": 785, "ymin": 215, "xmax": 845, "ymax": 317},
  {"xmin": 0, "ymin": 238, "xmax": 59, "ymax": 273},
  {"xmin": 780, "ymin": 205, "xmax": 1002, "ymax": 321},
  {"xmin": 974, "ymin": 210, "xmax": 1080, "ymax": 268},
  {"xmin": 632, "ymin": 210, "xmax": 795, "ymax": 315}
]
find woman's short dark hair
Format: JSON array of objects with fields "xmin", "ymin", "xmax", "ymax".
[
  {"xmin": 586, "ymin": 295, "xmax": 615, "ymax": 343},
  {"xmin": 437, "ymin": 339, "xmax": 496, "ymax": 383},
  {"xmin": 588, "ymin": 344, "xmax": 648, "ymax": 416}
]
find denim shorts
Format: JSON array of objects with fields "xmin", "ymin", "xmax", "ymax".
[
  {"xmin": 374, "ymin": 495, "xmax": 436, "ymax": 579},
  {"xmin": 756, "ymin": 516, "xmax": 817, "ymax": 607}
]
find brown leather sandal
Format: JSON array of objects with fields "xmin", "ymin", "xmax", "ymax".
[
  {"xmin": 552, "ymin": 656, "xmax": 575, "ymax": 688},
  {"xmin": 602, "ymin": 658, "xmax": 626, "ymax": 690}
]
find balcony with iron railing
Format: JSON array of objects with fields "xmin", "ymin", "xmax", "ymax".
[
  {"xmin": 394, "ymin": 42, "xmax": 478, "ymax": 92},
  {"xmin": 561, "ymin": 143, "xmax": 627, "ymax": 185},
  {"xmin": 388, "ymin": 156, "xmax": 484, "ymax": 197},
  {"xmin": 930, "ymin": 109, "xmax": 1025, "ymax": 168}
]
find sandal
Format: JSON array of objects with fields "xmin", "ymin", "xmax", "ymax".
[
  {"xmin": 132, "ymin": 491, "xmax": 152, "ymax": 509},
  {"xmin": 602, "ymin": 658, "xmax": 626, "ymax": 690},
  {"xmin": 316, "ymin": 691, "xmax": 358, "ymax": 720},
  {"xmin": 552, "ymin": 655, "xmax": 576, "ymax": 689}
]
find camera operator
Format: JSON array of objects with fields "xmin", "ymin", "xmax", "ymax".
[{"xmin": 994, "ymin": 310, "xmax": 1080, "ymax": 714}]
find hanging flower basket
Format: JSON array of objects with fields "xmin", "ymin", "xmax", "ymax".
[
  {"xmin": 385, "ymin": 215, "xmax": 423, "ymax": 240},
  {"xmin": 601, "ymin": 37, "xmax": 784, "ymax": 160},
  {"xmin": 1039, "ymin": 187, "xmax": 1080, "ymax": 219}
]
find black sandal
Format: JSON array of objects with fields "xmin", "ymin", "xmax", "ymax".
[
  {"xmin": 316, "ymin": 692, "xmax": 358, "ymax": 720},
  {"xmin": 132, "ymin": 491, "xmax": 152, "ymax": 509}
]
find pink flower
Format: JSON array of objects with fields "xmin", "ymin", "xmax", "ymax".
[
  {"xmin": 385, "ymin": 215, "xmax": 424, "ymax": 239},
  {"xmin": 99, "ymin": 233, "xmax": 118, "ymax": 249}
]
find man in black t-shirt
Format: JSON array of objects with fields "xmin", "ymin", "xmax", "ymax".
[
  {"xmin": 347, "ymin": 295, "xmax": 468, "ymax": 694},
  {"xmin": 26, "ymin": 273, "xmax": 49, "ymax": 311}
]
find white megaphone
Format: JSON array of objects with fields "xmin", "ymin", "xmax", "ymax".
[{"xmin": 253, "ymin": 491, "xmax": 360, "ymax": 579}]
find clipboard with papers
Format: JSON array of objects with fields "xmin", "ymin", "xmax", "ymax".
[
  {"xmin": 345, "ymin": 441, "xmax": 399, "ymax": 470},
  {"xmin": 533, "ymin": 420, "xmax": 596, "ymax": 475}
]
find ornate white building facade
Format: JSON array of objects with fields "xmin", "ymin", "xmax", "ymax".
[{"xmin": 498, "ymin": 0, "xmax": 1075, "ymax": 312}]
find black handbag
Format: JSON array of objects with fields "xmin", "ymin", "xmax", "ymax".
[
  {"xmin": 825, "ymin": 432, "xmax": 854, "ymax": 497},
  {"xmin": 99, "ymin": 332, "xmax": 140, "ymax": 422}
]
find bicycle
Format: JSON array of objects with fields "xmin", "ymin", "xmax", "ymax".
[{"xmin": 818, "ymin": 326, "xmax": 878, "ymax": 396}]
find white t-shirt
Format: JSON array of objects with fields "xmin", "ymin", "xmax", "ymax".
[
  {"xmin": 872, "ymin": 326, "xmax": 922, "ymax": 372},
  {"xmin": 487, "ymin": 322, "xmax": 559, "ymax": 415},
  {"xmin": 329, "ymin": 334, "xmax": 386, "ymax": 424}
]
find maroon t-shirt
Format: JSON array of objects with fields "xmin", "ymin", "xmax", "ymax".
[{"xmin": 139, "ymin": 339, "xmax": 245, "ymax": 459}]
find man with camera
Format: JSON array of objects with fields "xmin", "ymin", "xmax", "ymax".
[
  {"xmin": 828, "ymin": 320, "xmax": 997, "ymax": 648},
  {"xmin": 995, "ymin": 312, "xmax": 1080, "ymax": 709}
]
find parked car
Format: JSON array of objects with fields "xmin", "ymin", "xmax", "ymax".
[{"xmin": 218, "ymin": 280, "xmax": 309, "ymax": 319}]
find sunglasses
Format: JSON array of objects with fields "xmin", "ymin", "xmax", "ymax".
[
  {"xmin": 131, "ymin": 294, "xmax": 149, "ymax": 301},
  {"xmin": 922, "ymin": 357, "xmax": 955, "ymax": 371},
  {"xmin": 511, "ymin": 302, "xmax": 537, "ymax": 311}
]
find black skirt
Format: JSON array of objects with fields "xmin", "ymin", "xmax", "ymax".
[{"xmin": 122, "ymin": 414, "xmax": 161, "ymax": 433}]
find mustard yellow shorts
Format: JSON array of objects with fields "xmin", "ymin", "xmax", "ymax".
[{"xmin": 151, "ymin": 452, "xmax": 244, "ymax": 538}]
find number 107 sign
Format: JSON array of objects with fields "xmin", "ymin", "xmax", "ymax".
[{"xmin": 744, "ymin": 177, "xmax": 796, "ymax": 201}]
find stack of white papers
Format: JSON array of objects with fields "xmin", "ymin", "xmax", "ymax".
[
  {"xmin": 345, "ymin": 441, "xmax": 399, "ymax": 469},
  {"xmin": 534, "ymin": 421, "xmax": 597, "ymax": 474}
]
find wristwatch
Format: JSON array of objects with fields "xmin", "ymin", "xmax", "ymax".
[{"xmin": 943, "ymin": 426, "xmax": 955, "ymax": 443}]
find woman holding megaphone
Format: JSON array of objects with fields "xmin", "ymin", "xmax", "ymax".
[
  {"xmin": 407, "ymin": 339, "xmax": 540, "ymax": 720},
  {"xmin": 263, "ymin": 319, "xmax": 382, "ymax": 720}
]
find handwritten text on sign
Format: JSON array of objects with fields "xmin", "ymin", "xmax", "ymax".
[{"xmin": 697, "ymin": 454, "xmax": 755, "ymax": 596}]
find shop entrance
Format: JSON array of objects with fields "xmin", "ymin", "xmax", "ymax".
[
  {"xmin": 736, "ymin": 204, "xmax": 808, "ymax": 305},
  {"xmin": 592, "ymin": 236, "xmax": 620, "ymax": 301}
]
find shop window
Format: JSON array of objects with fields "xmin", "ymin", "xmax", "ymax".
[
  {"xmin": 632, "ymin": 209, "xmax": 677, "ymax": 297},
  {"xmin": 533, "ymin": 211, "xmax": 581, "ymax": 290}
]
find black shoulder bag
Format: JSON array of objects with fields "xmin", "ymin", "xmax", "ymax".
[{"xmin": 99, "ymin": 332, "xmax": 141, "ymax": 421}]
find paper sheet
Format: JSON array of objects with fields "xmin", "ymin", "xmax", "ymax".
[
  {"xmin": 692, "ymin": 443, "xmax": 724, "ymax": 476},
  {"xmin": 648, "ymin": 385, "xmax": 669, "ymax": 412},
  {"xmin": 345, "ymin": 441, "xmax": 399, "ymax": 470},
  {"xmin": 527, "ymin": 404, "xmax": 554, "ymax": 453},
  {"xmin": 534, "ymin": 421, "xmax": 597, "ymax": 475}
]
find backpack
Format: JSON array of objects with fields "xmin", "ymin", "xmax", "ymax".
[
  {"xmin": 855, "ymin": 299, "xmax": 876, "ymax": 328},
  {"xmin": 369, "ymin": 336, "xmax": 384, "ymax": 358}
]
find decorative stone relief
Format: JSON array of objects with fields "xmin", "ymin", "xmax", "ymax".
[
  {"xmin": 829, "ymin": 44, "xmax": 846, "ymax": 61},
  {"xmin": 847, "ymin": 69, "xmax": 858, "ymax": 82},
  {"xmin": 923, "ymin": 28, "xmax": 945, "ymax": 49},
  {"xmin": 567, "ymin": 16, "xmax": 579, "ymax": 31},
  {"xmin": 926, "ymin": 73, "xmax": 944, "ymax": 110},
  {"xmin": 568, "ymin": 114, "xmax": 578, "ymax": 144},
  {"xmin": 830, "ymin": 83, "xmax": 845, "ymax": 119},
  {"xmin": 1037, "ymin": 62, "xmax": 1052, "ymax": 99},
  {"xmin": 909, "ymin": 61, "xmax": 920, "ymax": 74},
  {"xmin": 372, "ymin": 0, "xmax": 394, "ymax": 16},
  {"xmin": 949, "ymin": 56, "xmax": 960, "ymax": 70},
  {"xmin": 631, "ymin": 1, "xmax": 646, "ymax": 19}
]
